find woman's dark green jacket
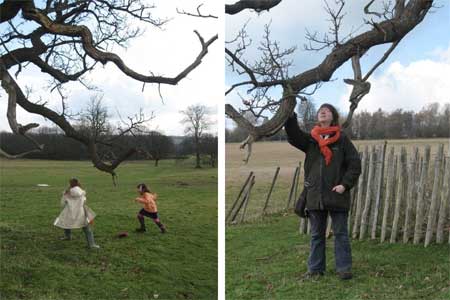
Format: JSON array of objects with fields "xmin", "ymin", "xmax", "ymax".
[{"xmin": 285, "ymin": 114, "xmax": 361, "ymax": 211}]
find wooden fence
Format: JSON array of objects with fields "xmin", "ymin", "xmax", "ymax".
[{"xmin": 226, "ymin": 143, "xmax": 450, "ymax": 247}]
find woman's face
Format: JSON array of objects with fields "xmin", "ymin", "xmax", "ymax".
[{"xmin": 317, "ymin": 107, "xmax": 333, "ymax": 125}]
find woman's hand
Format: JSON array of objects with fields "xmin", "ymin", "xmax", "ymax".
[{"xmin": 332, "ymin": 185, "xmax": 346, "ymax": 194}]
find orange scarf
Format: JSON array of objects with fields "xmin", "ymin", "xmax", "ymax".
[{"xmin": 310, "ymin": 125, "xmax": 341, "ymax": 166}]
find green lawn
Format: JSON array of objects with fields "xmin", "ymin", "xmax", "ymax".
[
  {"xmin": 0, "ymin": 159, "xmax": 217, "ymax": 300},
  {"xmin": 226, "ymin": 213, "xmax": 450, "ymax": 300}
]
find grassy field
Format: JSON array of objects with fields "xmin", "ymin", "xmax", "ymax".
[
  {"xmin": 226, "ymin": 213, "xmax": 450, "ymax": 300},
  {"xmin": 226, "ymin": 139, "xmax": 450, "ymax": 221},
  {"xmin": 0, "ymin": 159, "xmax": 217, "ymax": 300}
]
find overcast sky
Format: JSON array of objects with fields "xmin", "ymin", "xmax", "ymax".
[
  {"xmin": 225, "ymin": 0, "xmax": 450, "ymax": 128},
  {"xmin": 0, "ymin": 1, "xmax": 221, "ymax": 136},
  {"xmin": 2, "ymin": 1, "xmax": 450, "ymax": 134}
]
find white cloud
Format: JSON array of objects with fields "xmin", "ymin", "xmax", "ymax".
[
  {"xmin": 338, "ymin": 46, "xmax": 450, "ymax": 113},
  {"xmin": 428, "ymin": 42, "xmax": 450, "ymax": 63}
]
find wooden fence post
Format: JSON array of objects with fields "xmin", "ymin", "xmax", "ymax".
[
  {"xmin": 403, "ymin": 146, "xmax": 418, "ymax": 243},
  {"xmin": 414, "ymin": 145, "xmax": 431, "ymax": 244},
  {"xmin": 299, "ymin": 218, "xmax": 307, "ymax": 235},
  {"xmin": 436, "ymin": 157, "xmax": 449, "ymax": 243},
  {"xmin": 240, "ymin": 175, "xmax": 256, "ymax": 224},
  {"xmin": 263, "ymin": 167, "xmax": 280, "ymax": 214},
  {"xmin": 412, "ymin": 147, "xmax": 420, "ymax": 215},
  {"xmin": 226, "ymin": 171, "xmax": 253, "ymax": 223},
  {"xmin": 230, "ymin": 175, "xmax": 255, "ymax": 223},
  {"xmin": 286, "ymin": 167, "xmax": 299, "ymax": 209},
  {"xmin": 424, "ymin": 144, "xmax": 444, "ymax": 247},
  {"xmin": 381, "ymin": 148, "xmax": 396, "ymax": 242},
  {"xmin": 390, "ymin": 147, "xmax": 407, "ymax": 243},
  {"xmin": 371, "ymin": 142, "xmax": 387, "ymax": 239},
  {"xmin": 293, "ymin": 162, "xmax": 302, "ymax": 208},
  {"xmin": 360, "ymin": 145, "xmax": 376, "ymax": 240},
  {"xmin": 353, "ymin": 146, "xmax": 368, "ymax": 239},
  {"xmin": 348, "ymin": 187, "xmax": 357, "ymax": 233},
  {"xmin": 326, "ymin": 214, "xmax": 332, "ymax": 239}
]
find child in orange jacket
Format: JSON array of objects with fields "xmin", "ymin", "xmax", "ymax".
[{"xmin": 135, "ymin": 183, "xmax": 166, "ymax": 233}]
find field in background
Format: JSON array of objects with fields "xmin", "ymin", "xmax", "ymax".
[
  {"xmin": 0, "ymin": 159, "xmax": 217, "ymax": 300},
  {"xmin": 226, "ymin": 139, "xmax": 449, "ymax": 221}
]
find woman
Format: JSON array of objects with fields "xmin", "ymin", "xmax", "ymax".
[
  {"xmin": 54, "ymin": 178, "xmax": 100, "ymax": 249},
  {"xmin": 285, "ymin": 103, "xmax": 361, "ymax": 280}
]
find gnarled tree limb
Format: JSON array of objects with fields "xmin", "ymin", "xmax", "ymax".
[
  {"xmin": 1, "ymin": 60, "xmax": 43, "ymax": 158},
  {"xmin": 1, "ymin": 1, "xmax": 217, "ymax": 180},
  {"xmin": 1, "ymin": 60, "xmax": 138, "ymax": 182},
  {"xmin": 20, "ymin": 7, "xmax": 217, "ymax": 85},
  {"xmin": 226, "ymin": 0, "xmax": 282, "ymax": 15},
  {"xmin": 226, "ymin": 0, "xmax": 434, "ymax": 162}
]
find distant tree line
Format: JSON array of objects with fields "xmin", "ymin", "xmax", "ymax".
[
  {"xmin": 0, "ymin": 127, "xmax": 217, "ymax": 167},
  {"xmin": 226, "ymin": 102, "xmax": 450, "ymax": 142},
  {"xmin": 349, "ymin": 103, "xmax": 450, "ymax": 139}
]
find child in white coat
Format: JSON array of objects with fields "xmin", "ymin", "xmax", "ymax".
[{"xmin": 54, "ymin": 178, "xmax": 100, "ymax": 249}]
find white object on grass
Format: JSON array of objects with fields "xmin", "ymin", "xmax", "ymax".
[{"xmin": 37, "ymin": 184, "xmax": 50, "ymax": 187}]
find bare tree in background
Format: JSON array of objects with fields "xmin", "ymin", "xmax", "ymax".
[
  {"xmin": 0, "ymin": 0, "xmax": 217, "ymax": 181},
  {"xmin": 78, "ymin": 95, "xmax": 111, "ymax": 141},
  {"xmin": 225, "ymin": 0, "xmax": 436, "ymax": 162},
  {"xmin": 143, "ymin": 130, "xmax": 175, "ymax": 167},
  {"xmin": 180, "ymin": 104, "xmax": 212, "ymax": 168},
  {"xmin": 296, "ymin": 97, "xmax": 317, "ymax": 132},
  {"xmin": 200, "ymin": 133, "xmax": 218, "ymax": 167}
]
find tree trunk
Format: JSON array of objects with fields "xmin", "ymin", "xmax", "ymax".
[
  {"xmin": 210, "ymin": 154, "xmax": 215, "ymax": 167},
  {"xmin": 195, "ymin": 131, "xmax": 201, "ymax": 169}
]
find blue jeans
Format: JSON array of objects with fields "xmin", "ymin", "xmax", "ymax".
[{"xmin": 307, "ymin": 210, "xmax": 352, "ymax": 273}]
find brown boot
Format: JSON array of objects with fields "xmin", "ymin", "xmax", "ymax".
[
  {"xmin": 337, "ymin": 271, "xmax": 353, "ymax": 280},
  {"xmin": 301, "ymin": 271, "xmax": 324, "ymax": 281}
]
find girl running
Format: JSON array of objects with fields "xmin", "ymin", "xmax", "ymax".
[{"xmin": 135, "ymin": 183, "xmax": 166, "ymax": 234}]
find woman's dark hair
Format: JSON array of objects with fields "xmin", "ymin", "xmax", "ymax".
[
  {"xmin": 317, "ymin": 103, "xmax": 340, "ymax": 126},
  {"xmin": 137, "ymin": 183, "xmax": 150, "ymax": 193},
  {"xmin": 69, "ymin": 178, "xmax": 81, "ymax": 188}
]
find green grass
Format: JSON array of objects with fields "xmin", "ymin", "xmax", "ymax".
[
  {"xmin": 0, "ymin": 159, "xmax": 217, "ymax": 300},
  {"xmin": 226, "ymin": 213, "xmax": 450, "ymax": 300}
]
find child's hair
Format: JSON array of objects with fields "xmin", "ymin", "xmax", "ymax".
[
  {"xmin": 137, "ymin": 183, "xmax": 151, "ymax": 193},
  {"xmin": 69, "ymin": 178, "xmax": 81, "ymax": 188}
]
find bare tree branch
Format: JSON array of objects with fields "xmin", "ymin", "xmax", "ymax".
[
  {"xmin": 226, "ymin": 0, "xmax": 435, "ymax": 162},
  {"xmin": 364, "ymin": 0, "xmax": 383, "ymax": 18},
  {"xmin": 1, "ymin": 60, "xmax": 136, "ymax": 179},
  {"xmin": 177, "ymin": 4, "xmax": 218, "ymax": 19},
  {"xmin": 394, "ymin": 0, "xmax": 406, "ymax": 18},
  {"xmin": 362, "ymin": 40, "xmax": 400, "ymax": 81},
  {"xmin": 19, "ymin": 7, "xmax": 217, "ymax": 85},
  {"xmin": 226, "ymin": 0, "xmax": 282, "ymax": 15},
  {"xmin": 0, "ymin": 61, "xmax": 43, "ymax": 158},
  {"xmin": 0, "ymin": 1, "xmax": 218, "ymax": 178}
]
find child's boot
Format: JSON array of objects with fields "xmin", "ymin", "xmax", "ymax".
[
  {"xmin": 154, "ymin": 220, "xmax": 166, "ymax": 233},
  {"xmin": 60, "ymin": 229, "xmax": 72, "ymax": 240},
  {"xmin": 83, "ymin": 226, "xmax": 100, "ymax": 249},
  {"xmin": 136, "ymin": 214, "xmax": 146, "ymax": 233}
]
